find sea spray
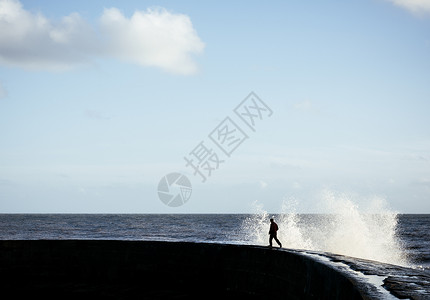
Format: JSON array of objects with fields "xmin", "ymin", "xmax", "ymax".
[
  {"xmin": 240, "ymin": 189, "xmax": 408, "ymax": 266},
  {"xmin": 239, "ymin": 199, "xmax": 312, "ymax": 249},
  {"xmin": 277, "ymin": 198, "xmax": 313, "ymax": 250},
  {"xmin": 316, "ymin": 190, "xmax": 406, "ymax": 265},
  {"xmin": 240, "ymin": 200, "xmax": 269, "ymax": 245}
]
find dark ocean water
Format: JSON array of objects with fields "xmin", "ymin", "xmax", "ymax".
[{"xmin": 0, "ymin": 214, "xmax": 429, "ymax": 271}]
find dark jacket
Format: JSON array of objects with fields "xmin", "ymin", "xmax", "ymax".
[{"xmin": 269, "ymin": 222, "xmax": 278, "ymax": 235}]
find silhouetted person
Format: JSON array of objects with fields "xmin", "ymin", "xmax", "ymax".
[{"xmin": 269, "ymin": 218, "xmax": 282, "ymax": 248}]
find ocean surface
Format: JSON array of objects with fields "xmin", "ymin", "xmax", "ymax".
[{"xmin": 0, "ymin": 214, "xmax": 429, "ymax": 271}]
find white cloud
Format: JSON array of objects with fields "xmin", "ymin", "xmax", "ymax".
[
  {"xmin": 99, "ymin": 7, "xmax": 205, "ymax": 75},
  {"xmin": 0, "ymin": 0, "xmax": 98, "ymax": 70},
  {"xmin": 385, "ymin": 0, "xmax": 430, "ymax": 16},
  {"xmin": 0, "ymin": 0, "xmax": 204, "ymax": 74}
]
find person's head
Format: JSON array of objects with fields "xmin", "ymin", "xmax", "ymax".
[{"xmin": 270, "ymin": 218, "xmax": 274, "ymax": 223}]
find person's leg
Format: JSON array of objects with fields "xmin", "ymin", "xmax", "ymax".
[
  {"xmin": 269, "ymin": 234, "xmax": 273, "ymax": 247},
  {"xmin": 274, "ymin": 233, "xmax": 282, "ymax": 247}
]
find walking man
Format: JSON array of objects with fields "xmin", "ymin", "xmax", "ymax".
[{"xmin": 269, "ymin": 218, "xmax": 282, "ymax": 248}]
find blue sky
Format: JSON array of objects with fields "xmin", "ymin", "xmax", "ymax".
[{"xmin": 0, "ymin": 0, "xmax": 429, "ymax": 213}]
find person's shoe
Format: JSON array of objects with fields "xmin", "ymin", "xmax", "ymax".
[{"xmin": 279, "ymin": 244, "xmax": 282, "ymax": 248}]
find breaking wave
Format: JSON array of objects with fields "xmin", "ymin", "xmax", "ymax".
[{"xmin": 240, "ymin": 189, "xmax": 408, "ymax": 266}]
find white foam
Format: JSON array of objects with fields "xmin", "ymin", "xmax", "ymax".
[{"xmin": 240, "ymin": 189, "xmax": 408, "ymax": 266}]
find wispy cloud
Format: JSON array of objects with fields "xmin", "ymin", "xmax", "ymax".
[
  {"xmin": 85, "ymin": 109, "xmax": 112, "ymax": 120},
  {"xmin": 292, "ymin": 181, "xmax": 302, "ymax": 189},
  {"xmin": 293, "ymin": 100, "xmax": 314, "ymax": 111},
  {"xmin": 0, "ymin": 0, "xmax": 204, "ymax": 74},
  {"xmin": 0, "ymin": 178, "xmax": 11, "ymax": 185},
  {"xmin": 411, "ymin": 178, "xmax": 430, "ymax": 188},
  {"xmin": 385, "ymin": 0, "xmax": 430, "ymax": 16},
  {"xmin": 0, "ymin": 81, "xmax": 6, "ymax": 99},
  {"xmin": 259, "ymin": 180, "xmax": 268, "ymax": 189}
]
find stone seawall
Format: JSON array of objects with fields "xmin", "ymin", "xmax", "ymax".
[{"xmin": 0, "ymin": 240, "xmax": 370, "ymax": 299}]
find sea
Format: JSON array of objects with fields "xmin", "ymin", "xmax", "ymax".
[{"xmin": 0, "ymin": 213, "xmax": 429, "ymax": 272}]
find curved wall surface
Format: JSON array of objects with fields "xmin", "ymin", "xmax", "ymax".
[{"xmin": 0, "ymin": 240, "xmax": 377, "ymax": 299}]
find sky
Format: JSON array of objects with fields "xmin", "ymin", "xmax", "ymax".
[{"xmin": 0, "ymin": 0, "xmax": 429, "ymax": 213}]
